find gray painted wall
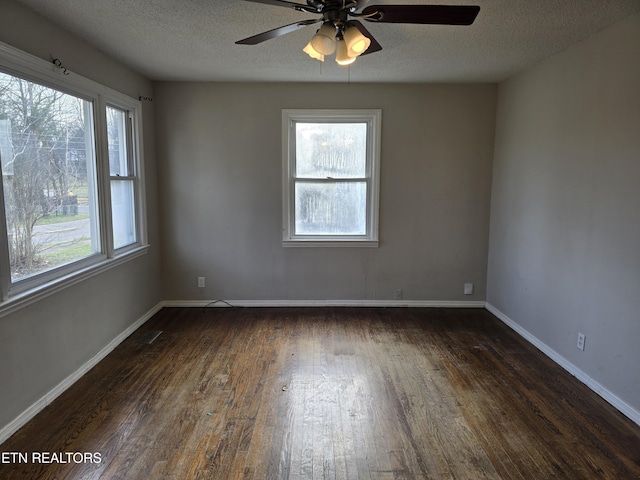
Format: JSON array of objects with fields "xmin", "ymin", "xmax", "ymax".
[
  {"xmin": 487, "ymin": 13, "xmax": 640, "ymax": 413},
  {"xmin": 155, "ymin": 82, "xmax": 496, "ymax": 303},
  {"xmin": 0, "ymin": 0, "xmax": 162, "ymax": 431}
]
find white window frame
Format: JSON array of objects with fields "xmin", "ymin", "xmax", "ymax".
[
  {"xmin": 0, "ymin": 41, "xmax": 148, "ymax": 315},
  {"xmin": 282, "ymin": 109, "xmax": 381, "ymax": 247},
  {"xmin": 103, "ymin": 98, "xmax": 147, "ymax": 254}
]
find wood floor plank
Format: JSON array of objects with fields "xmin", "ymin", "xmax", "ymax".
[{"xmin": 1, "ymin": 307, "xmax": 639, "ymax": 479}]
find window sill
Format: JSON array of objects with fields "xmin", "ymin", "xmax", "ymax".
[
  {"xmin": 283, "ymin": 240, "xmax": 379, "ymax": 248},
  {"xmin": 0, "ymin": 244, "xmax": 149, "ymax": 320}
]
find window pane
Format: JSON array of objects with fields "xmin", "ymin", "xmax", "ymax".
[
  {"xmin": 0, "ymin": 72, "xmax": 99, "ymax": 282},
  {"xmin": 107, "ymin": 105, "xmax": 137, "ymax": 249},
  {"xmin": 111, "ymin": 180, "xmax": 136, "ymax": 249},
  {"xmin": 107, "ymin": 106, "xmax": 129, "ymax": 176},
  {"xmin": 295, "ymin": 123, "xmax": 367, "ymax": 178},
  {"xmin": 295, "ymin": 182, "xmax": 366, "ymax": 235}
]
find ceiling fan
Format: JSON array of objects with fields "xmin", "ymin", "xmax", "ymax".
[{"xmin": 235, "ymin": 0, "xmax": 480, "ymax": 65}]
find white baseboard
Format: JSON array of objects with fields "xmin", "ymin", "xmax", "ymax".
[
  {"xmin": 162, "ymin": 299, "xmax": 487, "ymax": 308},
  {"xmin": 486, "ymin": 302, "xmax": 640, "ymax": 427},
  {"xmin": 0, "ymin": 302, "xmax": 163, "ymax": 445}
]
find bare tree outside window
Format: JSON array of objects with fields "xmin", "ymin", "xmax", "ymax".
[{"xmin": 0, "ymin": 72, "xmax": 98, "ymax": 281}]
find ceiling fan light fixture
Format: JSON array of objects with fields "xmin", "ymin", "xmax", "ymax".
[
  {"xmin": 238, "ymin": 2, "xmax": 481, "ymax": 67},
  {"xmin": 310, "ymin": 22, "xmax": 337, "ymax": 55},
  {"xmin": 303, "ymin": 41, "xmax": 325, "ymax": 61},
  {"xmin": 343, "ymin": 25, "xmax": 371, "ymax": 57},
  {"xmin": 335, "ymin": 38, "xmax": 357, "ymax": 66}
]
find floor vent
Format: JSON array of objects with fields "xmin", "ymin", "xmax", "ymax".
[{"xmin": 137, "ymin": 330, "xmax": 163, "ymax": 345}]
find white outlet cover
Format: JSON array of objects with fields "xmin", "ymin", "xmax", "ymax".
[
  {"xmin": 577, "ymin": 332, "xmax": 586, "ymax": 351},
  {"xmin": 464, "ymin": 283, "xmax": 474, "ymax": 295}
]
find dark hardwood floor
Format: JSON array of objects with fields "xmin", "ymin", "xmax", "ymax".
[{"xmin": 1, "ymin": 307, "xmax": 639, "ymax": 479}]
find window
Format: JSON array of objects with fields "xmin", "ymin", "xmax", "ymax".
[
  {"xmin": 0, "ymin": 41, "xmax": 146, "ymax": 304},
  {"xmin": 0, "ymin": 72, "xmax": 100, "ymax": 283},
  {"xmin": 107, "ymin": 106, "xmax": 137, "ymax": 250},
  {"xmin": 282, "ymin": 109, "xmax": 381, "ymax": 246}
]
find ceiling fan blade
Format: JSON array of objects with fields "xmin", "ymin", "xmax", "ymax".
[
  {"xmin": 362, "ymin": 5, "xmax": 480, "ymax": 25},
  {"xmin": 347, "ymin": 20, "xmax": 382, "ymax": 56},
  {"xmin": 236, "ymin": 19, "xmax": 321, "ymax": 45},
  {"xmin": 240, "ymin": 0, "xmax": 320, "ymax": 14}
]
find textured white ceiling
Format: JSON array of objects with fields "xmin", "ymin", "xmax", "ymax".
[{"xmin": 13, "ymin": 0, "xmax": 640, "ymax": 83}]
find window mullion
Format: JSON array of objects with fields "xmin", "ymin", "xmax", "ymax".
[{"xmin": 95, "ymin": 96, "xmax": 115, "ymax": 258}]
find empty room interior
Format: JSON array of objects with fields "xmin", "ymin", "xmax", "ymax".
[{"xmin": 0, "ymin": 0, "xmax": 639, "ymax": 478}]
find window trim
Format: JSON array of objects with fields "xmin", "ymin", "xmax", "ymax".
[
  {"xmin": 103, "ymin": 98, "xmax": 148, "ymax": 254},
  {"xmin": 0, "ymin": 41, "xmax": 148, "ymax": 314},
  {"xmin": 282, "ymin": 109, "xmax": 381, "ymax": 247}
]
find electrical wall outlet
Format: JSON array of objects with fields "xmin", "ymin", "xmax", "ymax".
[
  {"xmin": 464, "ymin": 283, "xmax": 474, "ymax": 295},
  {"xmin": 577, "ymin": 332, "xmax": 586, "ymax": 351},
  {"xmin": 394, "ymin": 289, "xmax": 403, "ymax": 300},
  {"xmin": 197, "ymin": 276, "xmax": 205, "ymax": 288}
]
